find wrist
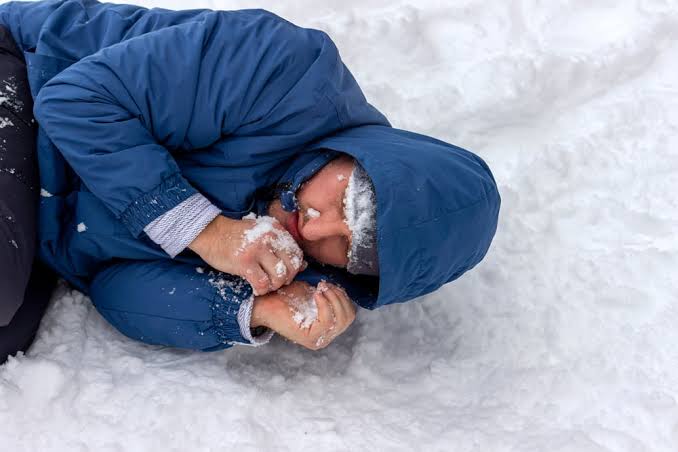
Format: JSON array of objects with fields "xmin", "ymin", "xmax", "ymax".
[
  {"xmin": 187, "ymin": 218, "xmax": 213, "ymax": 255},
  {"xmin": 188, "ymin": 215, "xmax": 233, "ymax": 256},
  {"xmin": 250, "ymin": 293, "xmax": 282, "ymax": 329}
]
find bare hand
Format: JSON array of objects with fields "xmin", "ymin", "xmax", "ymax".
[
  {"xmin": 189, "ymin": 215, "xmax": 306, "ymax": 295},
  {"xmin": 251, "ymin": 281, "xmax": 356, "ymax": 350}
]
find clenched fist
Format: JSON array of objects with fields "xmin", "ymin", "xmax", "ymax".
[
  {"xmin": 251, "ymin": 280, "xmax": 357, "ymax": 350},
  {"xmin": 189, "ymin": 215, "xmax": 306, "ymax": 296}
]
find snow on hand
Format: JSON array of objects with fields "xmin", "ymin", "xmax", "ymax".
[
  {"xmin": 239, "ymin": 213, "xmax": 302, "ymax": 272},
  {"xmin": 280, "ymin": 286, "xmax": 318, "ymax": 330}
]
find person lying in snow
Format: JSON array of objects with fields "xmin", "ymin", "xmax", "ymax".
[{"xmin": 0, "ymin": 0, "xmax": 501, "ymax": 358}]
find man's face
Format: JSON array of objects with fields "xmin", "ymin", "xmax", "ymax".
[{"xmin": 268, "ymin": 155, "xmax": 354, "ymax": 267}]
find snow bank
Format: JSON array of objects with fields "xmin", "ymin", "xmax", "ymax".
[{"xmin": 2, "ymin": 0, "xmax": 678, "ymax": 450}]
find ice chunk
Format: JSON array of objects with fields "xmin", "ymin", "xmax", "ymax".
[{"xmin": 306, "ymin": 208, "xmax": 320, "ymax": 219}]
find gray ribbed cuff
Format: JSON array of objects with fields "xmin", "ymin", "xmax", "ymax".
[
  {"xmin": 143, "ymin": 193, "xmax": 221, "ymax": 258},
  {"xmin": 237, "ymin": 297, "xmax": 275, "ymax": 346}
]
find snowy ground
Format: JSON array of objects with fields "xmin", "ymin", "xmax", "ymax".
[{"xmin": 2, "ymin": 0, "xmax": 678, "ymax": 450}]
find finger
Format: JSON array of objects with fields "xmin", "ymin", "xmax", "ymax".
[
  {"xmin": 325, "ymin": 284, "xmax": 350, "ymax": 321},
  {"xmin": 287, "ymin": 248, "xmax": 305, "ymax": 272},
  {"xmin": 245, "ymin": 265, "xmax": 271, "ymax": 296},
  {"xmin": 310, "ymin": 291, "xmax": 337, "ymax": 350},
  {"xmin": 311, "ymin": 290, "xmax": 336, "ymax": 336},
  {"xmin": 273, "ymin": 249, "xmax": 298, "ymax": 286},
  {"xmin": 326, "ymin": 284, "xmax": 356, "ymax": 335},
  {"xmin": 259, "ymin": 250, "xmax": 288, "ymax": 292},
  {"xmin": 333, "ymin": 284, "xmax": 356, "ymax": 323},
  {"xmin": 319, "ymin": 282, "xmax": 346, "ymax": 331}
]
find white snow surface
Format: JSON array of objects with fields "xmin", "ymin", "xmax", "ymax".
[{"xmin": 2, "ymin": 0, "xmax": 678, "ymax": 450}]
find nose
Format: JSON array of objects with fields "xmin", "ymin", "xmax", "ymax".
[{"xmin": 301, "ymin": 217, "xmax": 350, "ymax": 242}]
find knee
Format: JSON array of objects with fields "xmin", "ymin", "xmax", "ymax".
[{"xmin": 89, "ymin": 260, "xmax": 232, "ymax": 351}]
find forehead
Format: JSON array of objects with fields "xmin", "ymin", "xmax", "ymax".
[
  {"xmin": 322, "ymin": 155, "xmax": 355, "ymax": 176},
  {"xmin": 302, "ymin": 156, "xmax": 354, "ymax": 197}
]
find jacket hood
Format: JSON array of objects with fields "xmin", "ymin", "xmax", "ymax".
[{"xmin": 301, "ymin": 125, "xmax": 501, "ymax": 309}]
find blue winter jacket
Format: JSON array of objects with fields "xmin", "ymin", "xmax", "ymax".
[{"xmin": 0, "ymin": 0, "xmax": 500, "ymax": 348}]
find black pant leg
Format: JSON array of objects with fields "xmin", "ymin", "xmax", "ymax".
[
  {"xmin": 0, "ymin": 260, "xmax": 54, "ymax": 364},
  {"xmin": 0, "ymin": 25, "xmax": 54, "ymax": 362},
  {"xmin": 0, "ymin": 24, "xmax": 38, "ymax": 325}
]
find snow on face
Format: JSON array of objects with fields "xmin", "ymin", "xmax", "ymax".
[
  {"xmin": 342, "ymin": 165, "xmax": 376, "ymax": 262},
  {"xmin": 306, "ymin": 208, "xmax": 320, "ymax": 219}
]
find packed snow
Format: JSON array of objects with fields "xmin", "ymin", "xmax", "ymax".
[
  {"xmin": 280, "ymin": 286, "xmax": 319, "ymax": 330},
  {"xmin": 239, "ymin": 213, "xmax": 302, "ymax": 260},
  {"xmin": 343, "ymin": 164, "xmax": 377, "ymax": 259},
  {"xmin": 0, "ymin": 116, "xmax": 13, "ymax": 128},
  {"xmin": 306, "ymin": 207, "xmax": 321, "ymax": 219},
  {"xmin": 2, "ymin": 0, "xmax": 678, "ymax": 451},
  {"xmin": 275, "ymin": 259, "xmax": 287, "ymax": 277},
  {"xmin": 0, "ymin": 77, "xmax": 23, "ymax": 112}
]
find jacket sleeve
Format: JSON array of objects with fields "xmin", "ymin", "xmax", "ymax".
[
  {"xmin": 90, "ymin": 259, "xmax": 270, "ymax": 351},
  {"xmin": 142, "ymin": 193, "xmax": 221, "ymax": 258},
  {"xmin": 33, "ymin": 10, "xmax": 337, "ymax": 237}
]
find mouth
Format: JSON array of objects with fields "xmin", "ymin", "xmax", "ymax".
[{"xmin": 285, "ymin": 210, "xmax": 302, "ymax": 243}]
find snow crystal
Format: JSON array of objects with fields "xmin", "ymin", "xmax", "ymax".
[
  {"xmin": 337, "ymin": 174, "xmax": 346, "ymax": 181},
  {"xmin": 291, "ymin": 255, "xmax": 302, "ymax": 270},
  {"xmin": 76, "ymin": 223, "xmax": 87, "ymax": 233},
  {"xmin": 275, "ymin": 260, "xmax": 287, "ymax": 277},
  {"xmin": 240, "ymin": 213, "xmax": 302, "ymax": 256},
  {"xmin": 207, "ymin": 271, "xmax": 250, "ymax": 304},
  {"xmin": 342, "ymin": 164, "xmax": 376, "ymax": 259},
  {"xmin": 40, "ymin": 188, "xmax": 53, "ymax": 198},
  {"xmin": 280, "ymin": 287, "xmax": 318, "ymax": 329},
  {"xmin": 0, "ymin": 117, "xmax": 13, "ymax": 129},
  {"xmin": 0, "ymin": 79, "xmax": 23, "ymax": 112},
  {"xmin": 306, "ymin": 208, "xmax": 320, "ymax": 219}
]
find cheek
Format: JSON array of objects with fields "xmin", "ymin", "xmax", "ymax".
[
  {"xmin": 302, "ymin": 238, "xmax": 348, "ymax": 267},
  {"xmin": 299, "ymin": 181, "xmax": 341, "ymax": 212}
]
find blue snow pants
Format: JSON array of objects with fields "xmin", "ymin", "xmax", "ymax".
[{"xmin": 90, "ymin": 260, "xmax": 250, "ymax": 351}]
